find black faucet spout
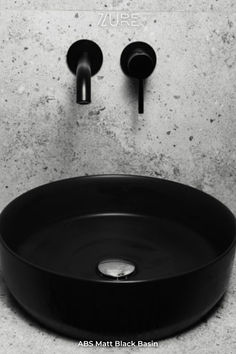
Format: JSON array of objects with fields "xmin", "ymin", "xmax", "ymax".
[
  {"xmin": 76, "ymin": 52, "xmax": 91, "ymax": 104},
  {"xmin": 67, "ymin": 40, "xmax": 103, "ymax": 105}
]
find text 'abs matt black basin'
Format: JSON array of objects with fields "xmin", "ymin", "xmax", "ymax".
[{"xmin": 0, "ymin": 175, "xmax": 235, "ymax": 341}]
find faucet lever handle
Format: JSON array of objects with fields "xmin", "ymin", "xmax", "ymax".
[
  {"xmin": 120, "ymin": 42, "xmax": 157, "ymax": 113},
  {"xmin": 138, "ymin": 78, "xmax": 144, "ymax": 114}
]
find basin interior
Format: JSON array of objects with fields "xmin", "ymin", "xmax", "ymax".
[
  {"xmin": 0, "ymin": 176, "xmax": 234, "ymax": 282},
  {"xmin": 17, "ymin": 213, "xmax": 217, "ymax": 280}
]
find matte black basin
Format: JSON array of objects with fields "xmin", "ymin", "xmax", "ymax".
[{"xmin": 0, "ymin": 175, "xmax": 235, "ymax": 341}]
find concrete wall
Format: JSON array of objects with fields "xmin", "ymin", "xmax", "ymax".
[{"xmin": 0, "ymin": 1, "xmax": 235, "ymax": 353}]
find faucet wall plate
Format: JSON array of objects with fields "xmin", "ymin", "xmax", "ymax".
[
  {"xmin": 67, "ymin": 39, "xmax": 103, "ymax": 76},
  {"xmin": 120, "ymin": 41, "xmax": 156, "ymax": 79}
]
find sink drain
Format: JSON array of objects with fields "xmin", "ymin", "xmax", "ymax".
[{"xmin": 97, "ymin": 258, "xmax": 135, "ymax": 279}]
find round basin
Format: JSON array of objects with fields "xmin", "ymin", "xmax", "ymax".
[{"xmin": 0, "ymin": 175, "xmax": 235, "ymax": 341}]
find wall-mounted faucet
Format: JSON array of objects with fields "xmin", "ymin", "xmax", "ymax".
[
  {"xmin": 120, "ymin": 42, "xmax": 156, "ymax": 114},
  {"xmin": 67, "ymin": 40, "xmax": 103, "ymax": 105}
]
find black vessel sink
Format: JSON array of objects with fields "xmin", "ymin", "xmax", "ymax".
[{"xmin": 0, "ymin": 175, "xmax": 235, "ymax": 341}]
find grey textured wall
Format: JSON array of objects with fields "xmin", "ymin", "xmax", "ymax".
[{"xmin": 0, "ymin": 1, "xmax": 235, "ymax": 353}]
